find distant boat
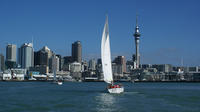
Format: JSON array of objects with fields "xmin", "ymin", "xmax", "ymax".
[
  {"xmin": 101, "ymin": 16, "xmax": 124, "ymax": 94},
  {"xmin": 57, "ymin": 76, "xmax": 63, "ymax": 85},
  {"xmin": 57, "ymin": 80, "xmax": 63, "ymax": 85}
]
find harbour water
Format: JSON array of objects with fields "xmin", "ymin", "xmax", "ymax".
[{"xmin": 0, "ymin": 82, "xmax": 200, "ymax": 112}]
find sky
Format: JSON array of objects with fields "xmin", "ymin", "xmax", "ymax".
[{"xmin": 0, "ymin": 0, "xmax": 200, "ymax": 66}]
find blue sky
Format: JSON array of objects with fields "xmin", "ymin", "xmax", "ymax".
[{"xmin": 0, "ymin": 0, "xmax": 199, "ymax": 66}]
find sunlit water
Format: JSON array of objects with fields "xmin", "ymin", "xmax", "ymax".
[{"xmin": 0, "ymin": 82, "xmax": 200, "ymax": 112}]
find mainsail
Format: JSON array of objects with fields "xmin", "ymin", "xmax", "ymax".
[{"xmin": 101, "ymin": 16, "xmax": 113, "ymax": 84}]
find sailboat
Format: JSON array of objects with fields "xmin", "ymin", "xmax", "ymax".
[{"xmin": 101, "ymin": 16, "xmax": 124, "ymax": 93}]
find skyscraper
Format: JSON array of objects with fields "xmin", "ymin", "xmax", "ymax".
[
  {"xmin": 56, "ymin": 54, "xmax": 62, "ymax": 71},
  {"xmin": 50, "ymin": 54, "xmax": 59, "ymax": 72},
  {"xmin": 72, "ymin": 41, "xmax": 82, "ymax": 63},
  {"xmin": 89, "ymin": 59, "xmax": 96, "ymax": 71},
  {"xmin": 113, "ymin": 56, "xmax": 126, "ymax": 73},
  {"xmin": 18, "ymin": 43, "xmax": 34, "ymax": 69},
  {"xmin": 6, "ymin": 44, "xmax": 16, "ymax": 62},
  {"xmin": 0, "ymin": 54, "xmax": 5, "ymax": 71},
  {"xmin": 5, "ymin": 44, "xmax": 17, "ymax": 68},
  {"xmin": 34, "ymin": 50, "xmax": 48, "ymax": 66},
  {"xmin": 40, "ymin": 46, "xmax": 53, "ymax": 72},
  {"xmin": 133, "ymin": 16, "xmax": 141, "ymax": 69}
]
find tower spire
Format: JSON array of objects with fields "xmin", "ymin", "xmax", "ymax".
[
  {"xmin": 31, "ymin": 35, "xmax": 34, "ymax": 47},
  {"xmin": 136, "ymin": 14, "xmax": 138, "ymax": 27}
]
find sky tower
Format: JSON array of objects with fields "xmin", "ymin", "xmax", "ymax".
[{"xmin": 133, "ymin": 16, "xmax": 141, "ymax": 69}]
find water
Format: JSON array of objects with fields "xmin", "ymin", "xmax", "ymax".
[{"xmin": 0, "ymin": 82, "xmax": 200, "ymax": 112}]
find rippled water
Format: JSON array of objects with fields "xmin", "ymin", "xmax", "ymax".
[{"xmin": 0, "ymin": 82, "xmax": 200, "ymax": 112}]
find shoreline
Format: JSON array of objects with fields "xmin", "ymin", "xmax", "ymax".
[{"xmin": 0, "ymin": 80, "xmax": 200, "ymax": 83}]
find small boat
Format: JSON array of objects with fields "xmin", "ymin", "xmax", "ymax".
[
  {"xmin": 57, "ymin": 76, "xmax": 63, "ymax": 85},
  {"xmin": 101, "ymin": 16, "xmax": 124, "ymax": 94},
  {"xmin": 107, "ymin": 83, "xmax": 124, "ymax": 94},
  {"xmin": 57, "ymin": 81, "xmax": 63, "ymax": 85}
]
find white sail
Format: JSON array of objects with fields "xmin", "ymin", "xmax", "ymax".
[{"xmin": 101, "ymin": 16, "xmax": 113, "ymax": 84}]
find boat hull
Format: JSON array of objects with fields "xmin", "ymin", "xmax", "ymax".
[
  {"xmin": 57, "ymin": 82, "xmax": 63, "ymax": 85},
  {"xmin": 107, "ymin": 87, "xmax": 124, "ymax": 94}
]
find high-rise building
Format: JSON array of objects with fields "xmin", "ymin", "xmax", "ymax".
[
  {"xmin": 113, "ymin": 56, "xmax": 126, "ymax": 73},
  {"xmin": 72, "ymin": 41, "xmax": 82, "ymax": 63},
  {"xmin": 89, "ymin": 59, "xmax": 96, "ymax": 71},
  {"xmin": 97, "ymin": 58, "xmax": 102, "ymax": 65},
  {"xmin": 40, "ymin": 46, "xmax": 52, "ymax": 59},
  {"xmin": 55, "ymin": 55, "xmax": 59, "ymax": 72},
  {"xmin": 6, "ymin": 44, "xmax": 17, "ymax": 68},
  {"xmin": 34, "ymin": 50, "xmax": 48, "ymax": 66},
  {"xmin": 6, "ymin": 44, "xmax": 16, "ymax": 62},
  {"xmin": 56, "ymin": 54, "xmax": 62, "ymax": 71},
  {"xmin": 49, "ymin": 54, "xmax": 60, "ymax": 72},
  {"xmin": 18, "ymin": 43, "xmax": 34, "ymax": 69},
  {"xmin": 0, "ymin": 54, "xmax": 5, "ymax": 71},
  {"xmin": 40, "ymin": 46, "xmax": 53, "ymax": 72},
  {"xmin": 133, "ymin": 16, "xmax": 141, "ymax": 69},
  {"xmin": 62, "ymin": 56, "xmax": 73, "ymax": 71}
]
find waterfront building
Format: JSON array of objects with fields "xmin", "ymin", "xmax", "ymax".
[
  {"xmin": 88, "ymin": 59, "xmax": 96, "ymax": 71},
  {"xmin": 132, "ymin": 54, "xmax": 137, "ymax": 69},
  {"xmin": 72, "ymin": 41, "xmax": 82, "ymax": 63},
  {"xmin": 11, "ymin": 68, "xmax": 26, "ymax": 80},
  {"xmin": 126, "ymin": 60, "xmax": 134, "ymax": 73},
  {"xmin": 189, "ymin": 66, "xmax": 198, "ymax": 72},
  {"xmin": 63, "ymin": 56, "xmax": 73, "ymax": 64},
  {"xmin": 60, "ymin": 57, "xmax": 64, "ymax": 71},
  {"xmin": 6, "ymin": 44, "xmax": 16, "ymax": 62},
  {"xmin": 62, "ymin": 56, "xmax": 72, "ymax": 71},
  {"xmin": 34, "ymin": 50, "xmax": 48, "ymax": 66},
  {"xmin": 112, "ymin": 63, "xmax": 123, "ymax": 75},
  {"xmin": 18, "ymin": 43, "xmax": 34, "ymax": 69},
  {"xmin": 40, "ymin": 46, "xmax": 53, "ymax": 58},
  {"xmin": 2, "ymin": 70, "xmax": 12, "ymax": 80},
  {"xmin": 49, "ymin": 54, "xmax": 59, "ymax": 73},
  {"xmin": 56, "ymin": 54, "xmax": 62, "ymax": 71},
  {"xmin": 133, "ymin": 16, "xmax": 141, "ymax": 69},
  {"xmin": 34, "ymin": 47, "xmax": 50, "ymax": 74},
  {"xmin": 6, "ymin": 44, "xmax": 17, "ymax": 68},
  {"xmin": 82, "ymin": 60, "xmax": 88, "ymax": 72},
  {"xmin": 70, "ymin": 62, "xmax": 82, "ymax": 72},
  {"xmin": 70, "ymin": 62, "xmax": 82, "ymax": 80},
  {"xmin": 56, "ymin": 55, "xmax": 60, "ymax": 72},
  {"xmin": 152, "ymin": 64, "xmax": 172, "ymax": 73},
  {"xmin": 96, "ymin": 58, "xmax": 103, "ymax": 80},
  {"xmin": 113, "ymin": 56, "xmax": 126, "ymax": 73},
  {"xmin": 39, "ymin": 46, "xmax": 54, "ymax": 72},
  {"xmin": 0, "ymin": 54, "xmax": 5, "ymax": 71},
  {"xmin": 112, "ymin": 63, "xmax": 123, "ymax": 80},
  {"xmin": 141, "ymin": 64, "xmax": 152, "ymax": 69},
  {"xmin": 29, "ymin": 65, "xmax": 49, "ymax": 74}
]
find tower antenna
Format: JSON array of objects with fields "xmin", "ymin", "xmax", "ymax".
[{"xmin": 136, "ymin": 14, "xmax": 138, "ymax": 27}]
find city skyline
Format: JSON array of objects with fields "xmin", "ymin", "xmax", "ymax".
[{"xmin": 0, "ymin": 0, "xmax": 200, "ymax": 66}]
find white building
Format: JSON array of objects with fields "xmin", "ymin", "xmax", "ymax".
[
  {"xmin": 3, "ymin": 70, "xmax": 12, "ymax": 80},
  {"xmin": 70, "ymin": 62, "xmax": 81, "ymax": 72},
  {"xmin": 3, "ymin": 73, "xmax": 12, "ymax": 80},
  {"xmin": 18, "ymin": 43, "xmax": 34, "ymax": 69},
  {"xmin": 11, "ymin": 68, "xmax": 26, "ymax": 81}
]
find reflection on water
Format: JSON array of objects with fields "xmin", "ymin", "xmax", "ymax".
[{"xmin": 95, "ymin": 93, "xmax": 118, "ymax": 112}]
